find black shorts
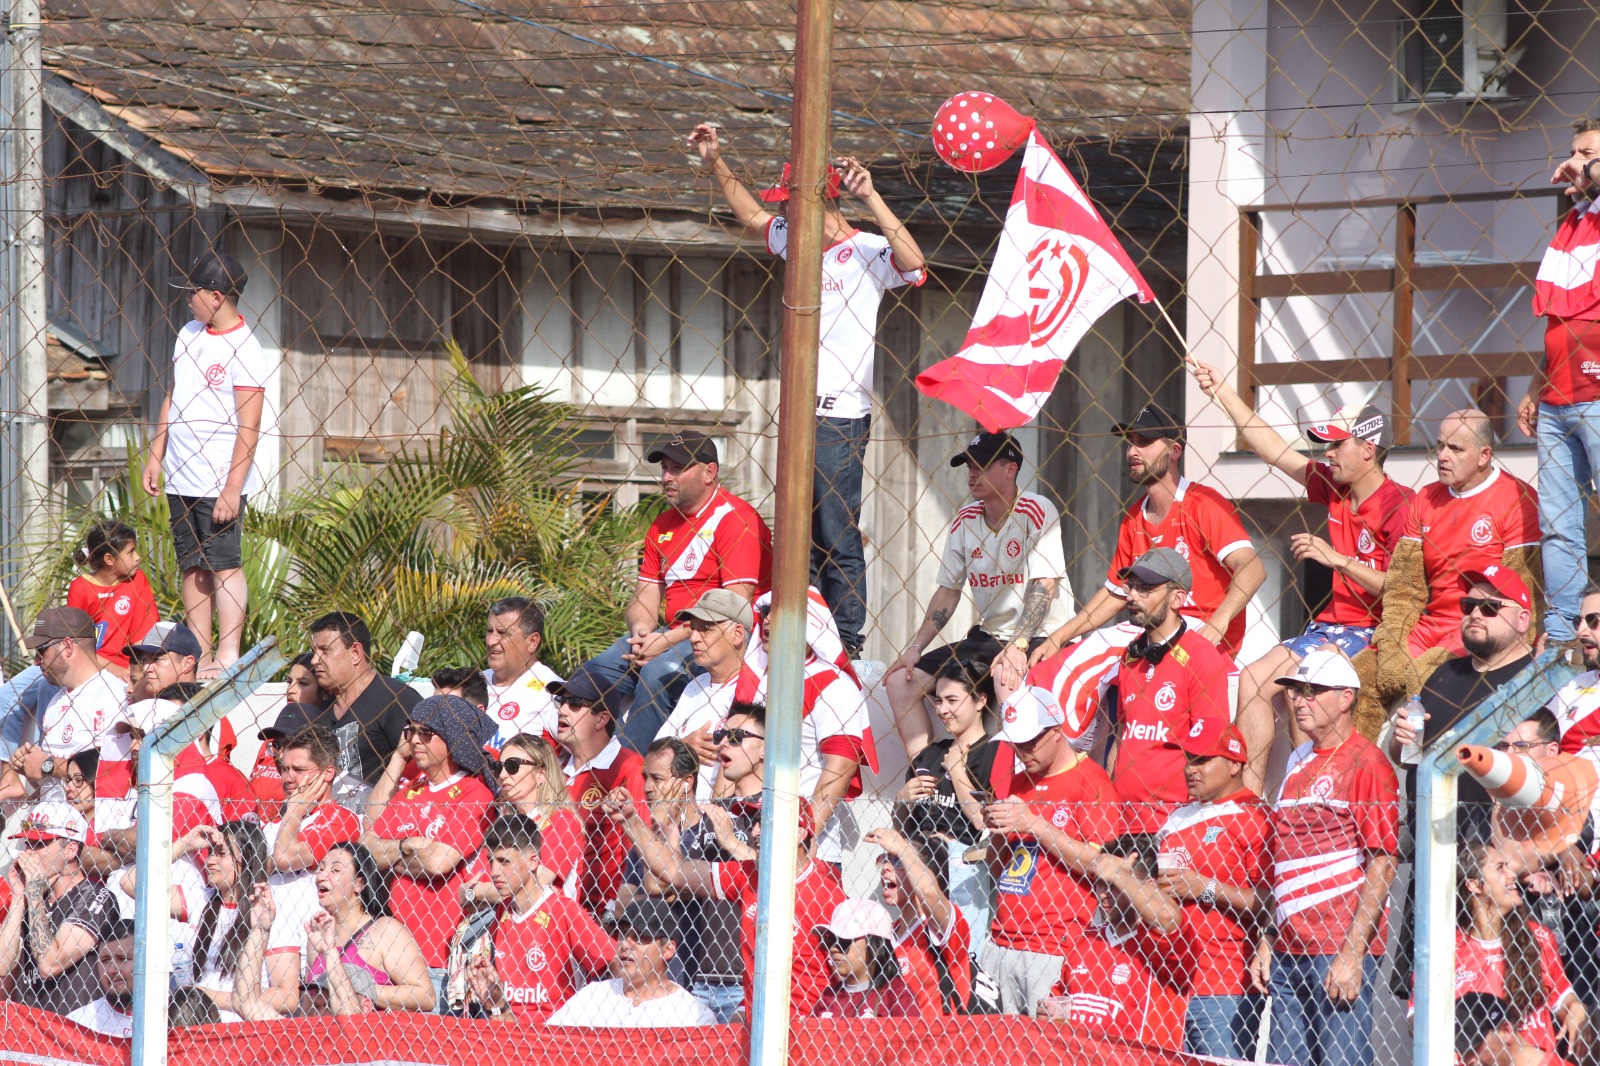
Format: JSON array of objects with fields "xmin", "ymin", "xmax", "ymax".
[
  {"xmin": 915, "ymin": 626, "xmax": 1048, "ymax": 678},
  {"xmin": 169, "ymin": 493, "xmax": 245, "ymax": 571}
]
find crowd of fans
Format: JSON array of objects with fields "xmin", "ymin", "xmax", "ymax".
[{"xmin": 8, "ymin": 120, "xmax": 1600, "ymax": 1066}]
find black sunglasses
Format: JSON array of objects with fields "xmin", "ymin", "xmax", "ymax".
[
  {"xmin": 816, "ymin": 931, "xmax": 859, "ymax": 952},
  {"xmin": 401, "ymin": 724, "xmax": 437, "ymax": 742},
  {"xmin": 1581, "ymin": 612, "xmax": 1600, "ymax": 632},
  {"xmin": 713, "ymin": 727, "xmax": 764, "ymax": 745},
  {"xmin": 490, "ymin": 757, "xmax": 535, "ymax": 776},
  {"xmin": 1459, "ymin": 596, "xmax": 1509, "ymax": 618}
]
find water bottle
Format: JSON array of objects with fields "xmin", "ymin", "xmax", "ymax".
[
  {"xmin": 171, "ymin": 941, "xmax": 194, "ymax": 990},
  {"xmin": 391, "ymin": 631, "xmax": 425, "ymax": 679},
  {"xmin": 1398, "ymin": 695, "xmax": 1426, "ymax": 765}
]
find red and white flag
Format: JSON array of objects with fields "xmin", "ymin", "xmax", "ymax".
[{"xmin": 916, "ymin": 129, "xmax": 1155, "ymax": 431}]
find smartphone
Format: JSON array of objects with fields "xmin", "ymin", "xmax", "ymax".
[
  {"xmin": 968, "ymin": 788, "xmax": 994, "ymax": 805},
  {"xmin": 913, "ymin": 768, "xmax": 939, "ymax": 779}
]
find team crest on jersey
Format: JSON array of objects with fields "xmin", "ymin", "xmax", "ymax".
[
  {"xmin": 113, "ymin": 596, "xmax": 131, "ymax": 616},
  {"xmin": 680, "ymin": 546, "xmax": 701, "ymax": 572},
  {"xmin": 1005, "ymin": 539, "xmax": 1022, "ymax": 559},
  {"xmin": 1202, "ymin": 826, "xmax": 1224, "ymax": 844},
  {"xmin": 60, "ymin": 724, "xmax": 73, "ymax": 745},
  {"xmin": 1161, "ymin": 847, "xmax": 1192, "ymax": 870},
  {"xmin": 1357, "ymin": 528, "xmax": 1375, "ymax": 555},
  {"xmin": 1309, "ymin": 775, "xmax": 1336, "ymax": 801},
  {"xmin": 1173, "ymin": 537, "xmax": 1191, "ymax": 560},
  {"xmin": 837, "ymin": 247, "xmax": 854, "ymax": 264},
  {"xmin": 204, "ymin": 363, "xmax": 227, "ymax": 386},
  {"xmin": 1111, "ymin": 964, "xmax": 1132, "ymax": 986},
  {"xmin": 1153, "ymin": 682, "xmax": 1177, "ymax": 712},
  {"xmin": 1051, "ymin": 805, "xmax": 1071, "ymax": 828},
  {"xmin": 580, "ymin": 785, "xmax": 605, "ymax": 809},
  {"xmin": 525, "ymin": 946, "xmax": 548, "ymax": 972},
  {"xmin": 499, "ymin": 702, "xmax": 520, "ymax": 722},
  {"xmin": 1470, "ymin": 517, "xmax": 1493, "ymax": 546}
]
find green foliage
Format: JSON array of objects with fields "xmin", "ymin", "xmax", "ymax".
[{"xmin": 14, "ymin": 345, "xmax": 654, "ymax": 678}]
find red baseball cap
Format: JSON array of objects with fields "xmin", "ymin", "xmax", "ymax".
[
  {"xmin": 1176, "ymin": 717, "xmax": 1248, "ymax": 764},
  {"xmin": 760, "ymin": 163, "xmax": 843, "ymax": 203},
  {"xmin": 1460, "ymin": 566, "xmax": 1531, "ymax": 610}
]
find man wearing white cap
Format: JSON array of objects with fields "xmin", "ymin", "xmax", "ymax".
[
  {"xmin": 0, "ymin": 800, "xmax": 118, "ymax": 1015},
  {"xmin": 1190, "ymin": 361, "xmax": 1414, "ymax": 791},
  {"xmin": 980, "ymin": 686, "xmax": 1123, "ymax": 1016},
  {"xmin": 1252, "ymin": 648, "xmax": 1398, "ymax": 1066}
]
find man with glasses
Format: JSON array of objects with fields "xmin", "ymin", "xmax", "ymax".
[
  {"xmin": 581, "ymin": 431, "xmax": 771, "ymax": 755},
  {"xmin": 1106, "ymin": 548, "xmax": 1237, "ymax": 833},
  {"xmin": 1255, "ymin": 647, "xmax": 1398, "ymax": 1066},
  {"xmin": 1546, "ymin": 584, "xmax": 1600, "ymax": 752},
  {"xmin": 0, "ymin": 801, "xmax": 117, "ymax": 1015},
  {"xmin": 11, "ymin": 607, "xmax": 126, "ymax": 804},
  {"xmin": 655, "ymin": 589, "xmax": 761, "ymax": 799},
  {"xmin": 980, "ymin": 684, "xmax": 1123, "ymax": 1015},
  {"xmin": 715, "ymin": 701, "xmax": 766, "ymax": 801},
  {"xmin": 551, "ymin": 666, "xmax": 647, "ymax": 915}
]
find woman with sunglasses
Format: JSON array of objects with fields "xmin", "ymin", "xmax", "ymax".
[
  {"xmin": 810, "ymin": 898, "xmax": 922, "ymax": 1019},
  {"xmin": 461, "ymin": 733, "xmax": 585, "ymax": 907}
]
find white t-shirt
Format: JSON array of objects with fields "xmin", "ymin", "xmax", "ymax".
[
  {"xmin": 67, "ymin": 996, "xmax": 134, "ymax": 1038},
  {"xmin": 656, "ymin": 665, "xmax": 762, "ymax": 799},
  {"xmin": 482, "ymin": 662, "xmax": 563, "ymax": 746},
  {"xmin": 766, "ymin": 218, "xmax": 925, "ymax": 419},
  {"xmin": 162, "ymin": 318, "xmax": 270, "ymax": 498},
  {"xmin": 935, "ymin": 491, "xmax": 1075, "ymax": 641},
  {"xmin": 39, "ymin": 670, "xmax": 127, "ymax": 801},
  {"xmin": 546, "ymin": 977, "xmax": 715, "ymax": 1027},
  {"xmin": 196, "ymin": 870, "xmax": 315, "ymax": 1021}
]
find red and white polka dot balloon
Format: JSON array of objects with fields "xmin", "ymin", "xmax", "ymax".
[{"xmin": 931, "ymin": 92, "xmax": 1034, "ymax": 173}]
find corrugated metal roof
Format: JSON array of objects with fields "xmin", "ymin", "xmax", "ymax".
[{"xmin": 43, "ymin": 0, "xmax": 1189, "ymax": 223}]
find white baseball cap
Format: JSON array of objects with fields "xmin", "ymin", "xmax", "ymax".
[
  {"xmin": 1274, "ymin": 646, "xmax": 1361, "ymax": 690},
  {"xmin": 813, "ymin": 898, "xmax": 895, "ymax": 941},
  {"xmin": 16, "ymin": 800, "xmax": 88, "ymax": 844},
  {"xmin": 998, "ymin": 687, "xmax": 1063, "ymax": 744},
  {"xmin": 113, "ymin": 698, "xmax": 182, "ymax": 735}
]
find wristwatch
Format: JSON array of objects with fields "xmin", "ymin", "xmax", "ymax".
[
  {"xmin": 39, "ymin": 757, "xmax": 55, "ymax": 779},
  {"xmin": 1199, "ymin": 878, "xmax": 1218, "ymax": 906},
  {"xmin": 1011, "ymin": 637, "xmax": 1030, "ymax": 652}
]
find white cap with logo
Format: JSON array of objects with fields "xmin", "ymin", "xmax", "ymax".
[{"xmin": 1274, "ymin": 646, "xmax": 1362, "ymax": 690}]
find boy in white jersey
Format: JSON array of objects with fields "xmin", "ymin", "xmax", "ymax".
[
  {"xmin": 482, "ymin": 596, "xmax": 563, "ymax": 749},
  {"xmin": 888, "ymin": 432, "xmax": 1074, "ymax": 755},
  {"xmin": 141, "ymin": 250, "xmax": 268, "ymax": 672},
  {"xmin": 687, "ymin": 121, "xmax": 927, "ymax": 658}
]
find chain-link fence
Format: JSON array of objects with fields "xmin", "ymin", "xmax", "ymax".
[{"xmin": 2, "ymin": 0, "xmax": 1600, "ymax": 1062}]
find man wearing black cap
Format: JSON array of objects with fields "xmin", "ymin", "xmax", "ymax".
[
  {"xmin": 582, "ymin": 430, "xmax": 771, "ymax": 753},
  {"xmin": 1190, "ymin": 361, "xmax": 1414, "ymax": 790},
  {"xmin": 141, "ymin": 249, "xmax": 268, "ymax": 674},
  {"xmin": 1033, "ymin": 403, "xmax": 1264, "ymax": 663},
  {"xmin": 888, "ymin": 431, "xmax": 1074, "ymax": 755},
  {"xmin": 546, "ymin": 897, "xmax": 715, "ymax": 1027},
  {"xmin": 686, "ymin": 123, "xmax": 927, "ymax": 656}
]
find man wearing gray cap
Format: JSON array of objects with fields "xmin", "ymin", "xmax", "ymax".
[
  {"xmin": 1189, "ymin": 360, "xmax": 1413, "ymax": 790},
  {"xmin": 12, "ymin": 607, "xmax": 127, "ymax": 802},
  {"xmin": 1107, "ymin": 549, "xmax": 1236, "ymax": 834},
  {"xmin": 654, "ymin": 588, "xmax": 760, "ymax": 799}
]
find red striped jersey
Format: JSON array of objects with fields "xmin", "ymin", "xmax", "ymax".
[
  {"xmin": 639, "ymin": 486, "xmax": 772, "ymax": 621},
  {"xmin": 1054, "ymin": 924, "xmax": 1187, "ymax": 1050}
]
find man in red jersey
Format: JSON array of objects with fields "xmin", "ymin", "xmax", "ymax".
[
  {"xmin": 1252, "ymin": 647, "xmax": 1398, "ymax": 1066},
  {"xmin": 982, "ymin": 683, "xmax": 1123, "ymax": 1015},
  {"xmin": 610, "ymin": 792, "xmax": 845, "ymax": 1021},
  {"xmin": 1521, "ymin": 118, "xmax": 1600, "ymax": 653},
  {"xmin": 1155, "ymin": 717, "xmax": 1270, "ymax": 1060},
  {"xmin": 552, "ymin": 665, "xmax": 648, "ymax": 915},
  {"xmin": 1362, "ymin": 409, "xmax": 1540, "ymax": 737},
  {"xmin": 1107, "ymin": 548, "xmax": 1236, "ymax": 834},
  {"xmin": 1032, "ymin": 404, "xmax": 1264, "ymax": 663},
  {"xmin": 465, "ymin": 813, "xmax": 615, "ymax": 1022},
  {"xmin": 1191, "ymin": 359, "xmax": 1414, "ymax": 790},
  {"xmin": 1457, "ymin": 992, "xmax": 1576, "ymax": 1066},
  {"xmin": 580, "ymin": 432, "xmax": 771, "ymax": 755}
]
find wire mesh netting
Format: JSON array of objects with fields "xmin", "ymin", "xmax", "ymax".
[{"xmin": 1, "ymin": 0, "xmax": 1600, "ymax": 1064}]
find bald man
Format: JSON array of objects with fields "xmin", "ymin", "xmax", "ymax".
[{"xmin": 1351, "ymin": 410, "xmax": 1541, "ymax": 738}]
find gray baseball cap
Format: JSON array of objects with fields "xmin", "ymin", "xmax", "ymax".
[{"xmin": 1118, "ymin": 547, "xmax": 1193, "ymax": 591}]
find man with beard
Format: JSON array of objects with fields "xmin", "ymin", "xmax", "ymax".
[{"xmin": 1031, "ymin": 404, "xmax": 1264, "ymax": 664}]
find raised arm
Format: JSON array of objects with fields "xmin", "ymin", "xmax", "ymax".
[
  {"xmin": 605, "ymin": 789, "xmax": 719, "ymax": 897},
  {"xmin": 865, "ymin": 826, "xmax": 954, "ymax": 933},
  {"xmin": 687, "ymin": 123, "xmax": 774, "ymax": 233},
  {"xmin": 1190, "ymin": 359, "xmax": 1310, "ymax": 483},
  {"xmin": 836, "ymin": 155, "xmax": 924, "ymax": 273}
]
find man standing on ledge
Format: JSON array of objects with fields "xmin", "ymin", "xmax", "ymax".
[{"xmin": 687, "ymin": 121, "xmax": 927, "ymax": 659}]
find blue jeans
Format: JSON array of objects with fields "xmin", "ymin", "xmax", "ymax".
[
  {"xmin": 1185, "ymin": 992, "xmax": 1265, "ymax": 1060},
  {"xmin": 0, "ymin": 666, "xmax": 52, "ymax": 759},
  {"xmin": 1266, "ymin": 953, "xmax": 1377, "ymax": 1066},
  {"xmin": 584, "ymin": 632, "xmax": 704, "ymax": 754},
  {"xmin": 1537, "ymin": 400, "xmax": 1600, "ymax": 642},
  {"xmin": 690, "ymin": 980, "xmax": 743, "ymax": 1024},
  {"xmin": 812, "ymin": 415, "xmax": 869, "ymax": 653}
]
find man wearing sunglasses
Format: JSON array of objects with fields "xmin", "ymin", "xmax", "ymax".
[
  {"xmin": 13, "ymin": 607, "xmax": 127, "ymax": 805},
  {"xmin": 1546, "ymin": 584, "xmax": 1600, "ymax": 754}
]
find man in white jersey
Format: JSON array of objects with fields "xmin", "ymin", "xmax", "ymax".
[
  {"xmin": 483, "ymin": 596, "xmax": 563, "ymax": 749},
  {"xmin": 888, "ymin": 432, "xmax": 1074, "ymax": 755},
  {"xmin": 687, "ymin": 121, "xmax": 927, "ymax": 658},
  {"xmin": 656, "ymin": 589, "xmax": 761, "ymax": 798},
  {"xmin": 12, "ymin": 608, "xmax": 127, "ymax": 803},
  {"xmin": 141, "ymin": 250, "xmax": 268, "ymax": 672}
]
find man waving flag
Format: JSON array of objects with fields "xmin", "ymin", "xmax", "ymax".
[{"xmin": 917, "ymin": 129, "xmax": 1155, "ymax": 431}]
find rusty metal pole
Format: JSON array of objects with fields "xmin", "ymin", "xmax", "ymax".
[{"xmin": 747, "ymin": 0, "xmax": 833, "ymax": 1057}]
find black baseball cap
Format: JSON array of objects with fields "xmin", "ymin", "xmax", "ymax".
[
  {"xmin": 646, "ymin": 431, "xmax": 719, "ymax": 467},
  {"xmin": 615, "ymin": 897, "xmax": 679, "ymax": 941},
  {"xmin": 950, "ymin": 431, "xmax": 1024, "ymax": 469},
  {"xmin": 1113, "ymin": 403, "xmax": 1185, "ymax": 444},
  {"xmin": 548, "ymin": 665, "xmax": 627, "ymax": 720},
  {"xmin": 169, "ymin": 250, "xmax": 248, "ymax": 296},
  {"xmin": 259, "ymin": 702, "xmax": 319, "ymax": 741}
]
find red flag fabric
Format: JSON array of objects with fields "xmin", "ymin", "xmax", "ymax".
[{"xmin": 916, "ymin": 129, "xmax": 1155, "ymax": 431}]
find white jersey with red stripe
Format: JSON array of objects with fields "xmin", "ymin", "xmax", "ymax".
[
  {"xmin": 936, "ymin": 491, "xmax": 1075, "ymax": 641},
  {"xmin": 747, "ymin": 586, "xmax": 857, "ymax": 682},
  {"xmin": 1000, "ymin": 622, "xmax": 1140, "ymax": 747},
  {"xmin": 482, "ymin": 661, "xmax": 563, "ymax": 749}
]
